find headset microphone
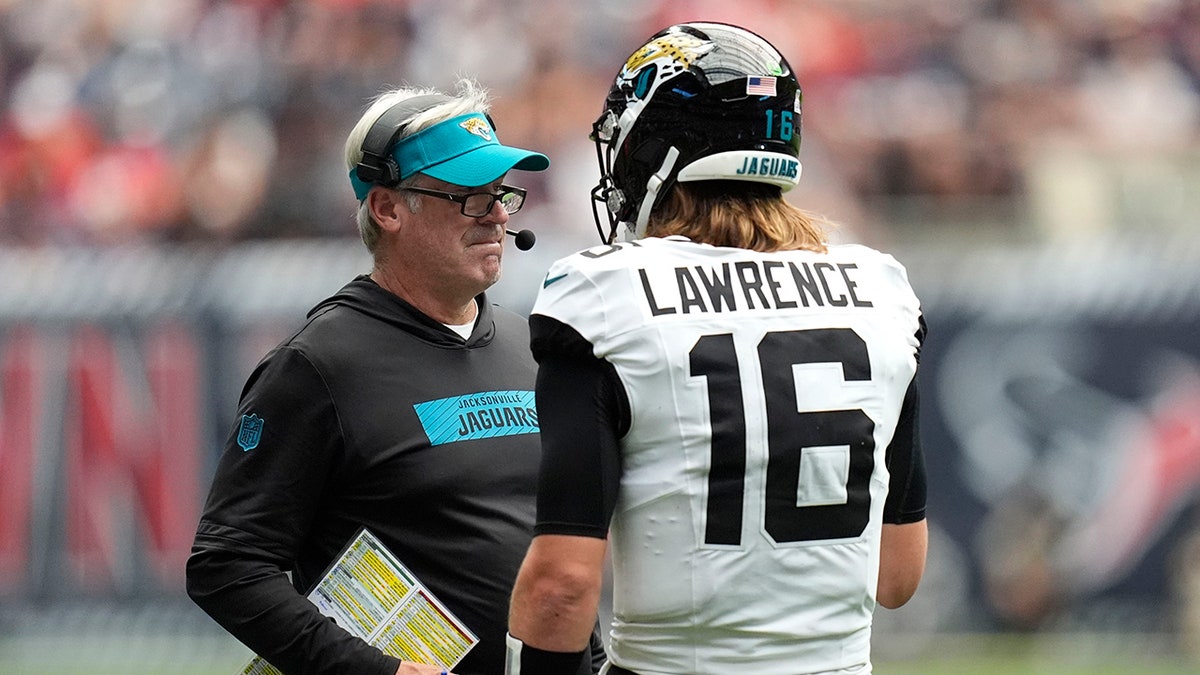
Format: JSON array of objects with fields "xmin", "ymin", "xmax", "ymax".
[{"xmin": 506, "ymin": 228, "xmax": 536, "ymax": 251}]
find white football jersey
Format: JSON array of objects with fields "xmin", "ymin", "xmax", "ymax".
[{"xmin": 531, "ymin": 236, "xmax": 923, "ymax": 675}]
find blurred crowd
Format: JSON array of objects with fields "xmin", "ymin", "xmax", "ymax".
[{"xmin": 0, "ymin": 0, "xmax": 1197, "ymax": 247}]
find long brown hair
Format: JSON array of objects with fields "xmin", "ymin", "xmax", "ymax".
[{"xmin": 645, "ymin": 181, "xmax": 829, "ymax": 253}]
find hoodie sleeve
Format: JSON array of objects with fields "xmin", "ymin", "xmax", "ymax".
[{"xmin": 186, "ymin": 346, "xmax": 398, "ymax": 675}]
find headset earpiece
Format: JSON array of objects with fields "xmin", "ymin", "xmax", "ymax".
[{"xmin": 354, "ymin": 94, "xmax": 454, "ymax": 188}]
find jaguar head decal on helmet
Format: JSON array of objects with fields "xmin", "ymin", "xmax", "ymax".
[{"xmin": 590, "ymin": 22, "xmax": 803, "ymax": 243}]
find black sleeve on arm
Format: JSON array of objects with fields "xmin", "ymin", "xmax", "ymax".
[
  {"xmin": 882, "ymin": 374, "xmax": 927, "ymax": 525},
  {"xmin": 186, "ymin": 347, "xmax": 397, "ymax": 675},
  {"xmin": 187, "ymin": 547, "xmax": 398, "ymax": 675},
  {"xmin": 529, "ymin": 315, "xmax": 629, "ymax": 539}
]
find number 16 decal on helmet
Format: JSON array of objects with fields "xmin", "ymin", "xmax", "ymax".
[{"xmin": 589, "ymin": 22, "xmax": 803, "ymax": 243}]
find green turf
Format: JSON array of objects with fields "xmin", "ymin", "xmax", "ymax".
[
  {"xmin": 2, "ymin": 632, "xmax": 1198, "ymax": 675},
  {"xmin": 878, "ymin": 657, "xmax": 1198, "ymax": 675},
  {"xmin": 875, "ymin": 633, "xmax": 1199, "ymax": 675}
]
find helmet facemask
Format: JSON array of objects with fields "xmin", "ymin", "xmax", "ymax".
[{"xmin": 589, "ymin": 108, "xmax": 626, "ymax": 244}]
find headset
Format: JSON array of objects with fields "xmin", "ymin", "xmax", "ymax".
[{"xmin": 353, "ymin": 94, "xmax": 454, "ymax": 188}]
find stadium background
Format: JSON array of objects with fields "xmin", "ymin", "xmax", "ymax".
[{"xmin": 1, "ymin": 0, "xmax": 1199, "ymax": 673}]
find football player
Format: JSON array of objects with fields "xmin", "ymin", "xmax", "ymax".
[{"xmin": 507, "ymin": 22, "xmax": 928, "ymax": 675}]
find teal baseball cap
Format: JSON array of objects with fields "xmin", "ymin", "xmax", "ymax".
[{"xmin": 349, "ymin": 112, "xmax": 549, "ymax": 200}]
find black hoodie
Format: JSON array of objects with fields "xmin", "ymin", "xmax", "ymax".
[{"xmin": 187, "ymin": 275, "xmax": 567, "ymax": 675}]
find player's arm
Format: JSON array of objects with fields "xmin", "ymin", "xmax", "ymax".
[
  {"xmin": 879, "ymin": 521, "xmax": 927, "ymax": 609},
  {"xmin": 509, "ymin": 535, "xmax": 609, "ymax": 659},
  {"xmin": 878, "ymin": 374, "xmax": 928, "ymax": 609},
  {"xmin": 509, "ymin": 318, "xmax": 628, "ymax": 673}
]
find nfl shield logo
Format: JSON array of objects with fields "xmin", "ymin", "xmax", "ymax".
[{"xmin": 237, "ymin": 414, "xmax": 264, "ymax": 451}]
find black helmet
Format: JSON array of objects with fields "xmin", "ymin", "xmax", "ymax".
[{"xmin": 590, "ymin": 22, "xmax": 803, "ymax": 243}]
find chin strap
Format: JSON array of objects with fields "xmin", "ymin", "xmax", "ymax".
[{"xmin": 626, "ymin": 145, "xmax": 681, "ymax": 241}]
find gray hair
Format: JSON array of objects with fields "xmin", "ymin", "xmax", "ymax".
[{"xmin": 344, "ymin": 78, "xmax": 493, "ymax": 253}]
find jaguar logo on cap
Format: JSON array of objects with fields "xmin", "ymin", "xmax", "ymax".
[{"xmin": 459, "ymin": 117, "xmax": 493, "ymax": 141}]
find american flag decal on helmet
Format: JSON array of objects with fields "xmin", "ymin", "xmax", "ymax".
[{"xmin": 746, "ymin": 76, "xmax": 777, "ymax": 96}]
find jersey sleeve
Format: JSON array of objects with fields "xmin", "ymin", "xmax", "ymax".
[
  {"xmin": 186, "ymin": 346, "xmax": 397, "ymax": 675},
  {"xmin": 531, "ymin": 253, "xmax": 610, "ymax": 356}
]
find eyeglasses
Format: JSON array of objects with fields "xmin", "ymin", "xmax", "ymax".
[{"xmin": 403, "ymin": 184, "xmax": 528, "ymax": 217}]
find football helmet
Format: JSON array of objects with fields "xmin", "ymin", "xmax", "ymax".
[{"xmin": 590, "ymin": 22, "xmax": 803, "ymax": 243}]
